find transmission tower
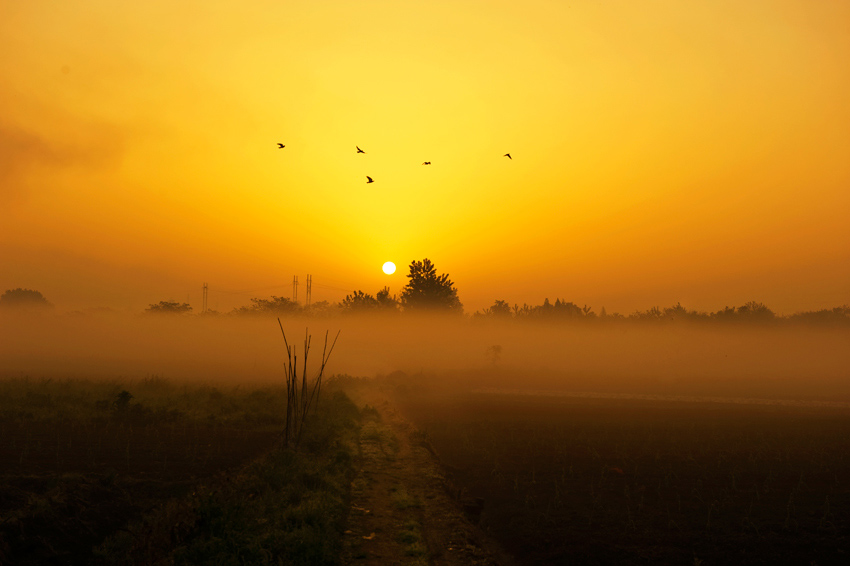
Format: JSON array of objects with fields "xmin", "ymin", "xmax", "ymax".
[
  {"xmin": 306, "ymin": 274, "xmax": 312, "ymax": 307},
  {"xmin": 292, "ymin": 275, "xmax": 298, "ymax": 304},
  {"xmin": 202, "ymin": 282, "xmax": 208, "ymax": 314}
]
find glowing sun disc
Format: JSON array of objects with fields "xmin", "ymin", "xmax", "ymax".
[{"xmin": 382, "ymin": 261, "xmax": 396, "ymax": 275}]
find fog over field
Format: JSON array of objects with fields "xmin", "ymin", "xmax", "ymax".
[{"xmin": 2, "ymin": 312, "xmax": 847, "ymax": 401}]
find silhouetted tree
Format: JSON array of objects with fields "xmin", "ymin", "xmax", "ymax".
[
  {"xmin": 498, "ymin": 298, "xmax": 594, "ymax": 320},
  {"xmin": 303, "ymin": 300, "xmax": 333, "ymax": 317},
  {"xmin": 233, "ymin": 296, "xmax": 300, "ymax": 315},
  {"xmin": 145, "ymin": 301, "xmax": 192, "ymax": 314},
  {"xmin": 400, "ymin": 259, "xmax": 462, "ymax": 312},
  {"xmin": 553, "ymin": 299, "xmax": 591, "ymax": 318},
  {"xmin": 522, "ymin": 298, "xmax": 592, "ymax": 319},
  {"xmin": 114, "ymin": 390, "xmax": 134, "ymax": 411},
  {"xmin": 340, "ymin": 290, "xmax": 379, "ymax": 311},
  {"xmin": 342, "ymin": 287, "xmax": 400, "ymax": 313},
  {"xmin": 736, "ymin": 301, "xmax": 775, "ymax": 321},
  {"xmin": 537, "ymin": 297, "xmax": 555, "ymax": 317},
  {"xmin": 513, "ymin": 303, "xmax": 531, "ymax": 317},
  {"xmin": 711, "ymin": 306, "xmax": 738, "ymax": 321},
  {"xmin": 663, "ymin": 302, "xmax": 709, "ymax": 321},
  {"xmin": 789, "ymin": 305, "xmax": 850, "ymax": 324},
  {"xmin": 477, "ymin": 298, "xmax": 850, "ymax": 324},
  {"xmin": 710, "ymin": 302, "xmax": 774, "ymax": 322},
  {"xmin": 630, "ymin": 306, "xmax": 664, "ymax": 321},
  {"xmin": 376, "ymin": 286, "xmax": 400, "ymax": 311},
  {"xmin": 476, "ymin": 299, "xmax": 512, "ymax": 318},
  {"xmin": 491, "ymin": 299, "xmax": 512, "ymax": 317},
  {"xmin": 0, "ymin": 288, "xmax": 53, "ymax": 310}
]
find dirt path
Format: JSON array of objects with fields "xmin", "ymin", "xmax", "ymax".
[{"xmin": 342, "ymin": 392, "xmax": 513, "ymax": 566}]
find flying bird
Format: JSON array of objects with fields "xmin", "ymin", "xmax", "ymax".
[
  {"xmin": 277, "ymin": 143, "xmax": 285, "ymax": 149},
  {"xmin": 422, "ymin": 161, "xmax": 431, "ymax": 165},
  {"xmin": 356, "ymin": 146, "xmax": 366, "ymax": 153},
  {"xmin": 503, "ymin": 153, "xmax": 512, "ymax": 159},
  {"xmin": 366, "ymin": 176, "xmax": 374, "ymax": 183}
]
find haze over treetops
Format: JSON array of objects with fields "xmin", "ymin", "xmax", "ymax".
[{"xmin": 2, "ymin": 1, "xmax": 848, "ymax": 313}]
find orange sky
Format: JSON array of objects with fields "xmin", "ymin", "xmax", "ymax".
[{"xmin": 1, "ymin": 0, "xmax": 848, "ymax": 314}]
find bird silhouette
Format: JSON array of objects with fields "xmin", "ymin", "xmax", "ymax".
[
  {"xmin": 356, "ymin": 146, "xmax": 366, "ymax": 153},
  {"xmin": 503, "ymin": 153, "xmax": 512, "ymax": 159},
  {"xmin": 277, "ymin": 143, "xmax": 285, "ymax": 149},
  {"xmin": 366, "ymin": 176, "xmax": 374, "ymax": 183},
  {"xmin": 422, "ymin": 161, "xmax": 431, "ymax": 165}
]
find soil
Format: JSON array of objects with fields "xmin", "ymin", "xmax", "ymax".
[
  {"xmin": 0, "ymin": 420, "xmax": 280, "ymax": 480},
  {"xmin": 394, "ymin": 389, "xmax": 850, "ymax": 566}
]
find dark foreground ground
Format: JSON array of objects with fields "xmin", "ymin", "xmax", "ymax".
[
  {"xmin": 396, "ymin": 389, "xmax": 850, "ymax": 566},
  {"xmin": 0, "ymin": 377, "xmax": 357, "ymax": 565},
  {"xmin": 4, "ymin": 373, "xmax": 848, "ymax": 565}
]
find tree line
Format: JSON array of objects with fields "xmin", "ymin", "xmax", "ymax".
[
  {"xmin": 188, "ymin": 258, "xmax": 462, "ymax": 317},
  {"xmin": 473, "ymin": 298, "xmax": 850, "ymax": 324},
  {"xmin": 3, "ymin": 260, "xmax": 848, "ymax": 324}
]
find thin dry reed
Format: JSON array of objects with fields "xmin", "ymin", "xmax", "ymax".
[{"xmin": 277, "ymin": 319, "xmax": 340, "ymax": 448}]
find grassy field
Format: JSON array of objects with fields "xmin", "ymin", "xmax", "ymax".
[
  {"xmin": 397, "ymin": 388, "xmax": 850, "ymax": 566},
  {"xmin": 0, "ymin": 376, "xmax": 359, "ymax": 565}
]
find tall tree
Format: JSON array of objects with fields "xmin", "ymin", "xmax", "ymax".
[
  {"xmin": 400, "ymin": 259, "xmax": 462, "ymax": 312},
  {"xmin": 0, "ymin": 288, "xmax": 53, "ymax": 310},
  {"xmin": 340, "ymin": 287, "xmax": 399, "ymax": 312},
  {"xmin": 232, "ymin": 296, "xmax": 300, "ymax": 315},
  {"xmin": 145, "ymin": 301, "xmax": 192, "ymax": 314},
  {"xmin": 340, "ymin": 290, "xmax": 379, "ymax": 311},
  {"xmin": 375, "ymin": 286, "xmax": 399, "ymax": 311}
]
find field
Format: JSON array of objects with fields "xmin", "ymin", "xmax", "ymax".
[
  {"xmin": 397, "ymin": 389, "xmax": 850, "ymax": 565},
  {"xmin": 0, "ymin": 376, "xmax": 358, "ymax": 565},
  {"xmin": 4, "ymin": 365, "xmax": 849, "ymax": 565}
]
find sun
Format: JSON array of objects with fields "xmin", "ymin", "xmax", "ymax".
[{"xmin": 382, "ymin": 261, "xmax": 396, "ymax": 275}]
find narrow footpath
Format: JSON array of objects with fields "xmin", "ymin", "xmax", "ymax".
[{"xmin": 342, "ymin": 393, "xmax": 513, "ymax": 566}]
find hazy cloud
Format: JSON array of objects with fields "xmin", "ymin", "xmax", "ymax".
[
  {"xmin": 0, "ymin": 123, "xmax": 58, "ymax": 201},
  {"xmin": 0, "ymin": 119, "xmax": 125, "ymax": 205}
]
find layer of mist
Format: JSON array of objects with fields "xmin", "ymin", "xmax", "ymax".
[{"xmin": 1, "ymin": 311, "xmax": 848, "ymax": 401}]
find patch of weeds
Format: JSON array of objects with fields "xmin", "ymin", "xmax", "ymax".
[
  {"xmin": 409, "ymin": 428, "xmax": 430, "ymax": 446},
  {"xmin": 395, "ymin": 519, "xmax": 422, "ymax": 544},
  {"xmin": 360, "ymin": 421, "xmax": 400, "ymax": 460},
  {"xmin": 396, "ymin": 530, "xmax": 420, "ymax": 544},
  {"xmin": 384, "ymin": 432, "xmax": 400, "ymax": 458},
  {"xmin": 94, "ymin": 391, "xmax": 360, "ymax": 566},
  {"xmin": 361, "ymin": 404, "xmax": 381, "ymax": 422},
  {"xmin": 391, "ymin": 486, "xmax": 422, "ymax": 510},
  {"xmin": 360, "ymin": 422, "xmax": 383, "ymax": 442},
  {"xmin": 404, "ymin": 541, "xmax": 429, "ymax": 558},
  {"xmin": 396, "ymin": 519, "xmax": 429, "ymax": 560}
]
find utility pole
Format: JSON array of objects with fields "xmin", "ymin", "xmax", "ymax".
[
  {"xmin": 306, "ymin": 274, "xmax": 312, "ymax": 307},
  {"xmin": 292, "ymin": 275, "xmax": 298, "ymax": 304},
  {"xmin": 202, "ymin": 283, "xmax": 208, "ymax": 314}
]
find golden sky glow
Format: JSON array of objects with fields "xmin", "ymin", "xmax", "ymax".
[{"xmin": 1, "ymin": 0, "xmax": 848, "ymax": 313}]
